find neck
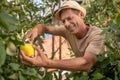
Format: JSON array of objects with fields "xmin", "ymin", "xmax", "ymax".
[{"xmin": 76, "ymin": 24, "xmax": 89, "ymax": 39}]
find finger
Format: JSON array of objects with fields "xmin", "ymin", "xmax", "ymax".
[
  {"xmin": 35, "ymin": 46, "xmax": 45, "ymax": 57},
  {"xmin": 35, "ymin": 45, "xmax": 47, "ymax": 57},
  {"xmin": 20, "ymin": 50, "xmax": 35, "ymax": 64},
  {"xmin": 23, "ymin": 32, "xmax": 32, "ymax": 41},
  {"xmin": 20, "ymin": 50, "xmax": 28, "ymax": 63},
  {"xmin": 34, "ymin": 50, "xmax": 38, "ymax": 57},
  {"xmin": 19, "ymin": 54, "xmax": 23, "ymax": 63},
  {"xmin": 19, "ymin": 54, "xmax": 31, "ymax": 66},
  {"xmin": 21, "ymin": 60, "xmax": 32, "ymax": 66},
  {"xmin": 20, "ymin": 50, "xmax": 37, "ymax": 67},
  {"xmin": 20, "ymin": 50, "xmax": 26, "ymax": 58},
  {"xmin": 34, "ymin": 46, "xmax": 41, "ymax": 55},
  {"xmin": 29, "ymin": 34, "xmax": 35, "ymax": 43}
]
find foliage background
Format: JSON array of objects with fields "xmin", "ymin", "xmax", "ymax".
[{"xmin": 0, "ymin": 0, "xmax": 120, "ymax": 80}]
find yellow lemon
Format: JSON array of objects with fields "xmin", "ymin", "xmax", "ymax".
[{"xmin": 20, "ymin": 43, "xmax": 34, "ymax": 57}]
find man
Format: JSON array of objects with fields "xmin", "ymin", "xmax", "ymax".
[{"xmin": 20, "ymin": 1, "xmax": 105, "ymax": 72}]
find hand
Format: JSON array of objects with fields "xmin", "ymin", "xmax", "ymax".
[
  {"xmin": 23, "ymin": 27, "xmax": 38, "ymax": 43},
  {"xmin": 20, "ymin": 46, "xmax": 48, "ymax": 67},
  {"xmin": 23, "ymin": 24, "xmax": 44, "ymax": 43}
]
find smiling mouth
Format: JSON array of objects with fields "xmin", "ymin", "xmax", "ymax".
[{"xmin": 69, "ymin": 26, "xmax": 75, "ymax": 32}]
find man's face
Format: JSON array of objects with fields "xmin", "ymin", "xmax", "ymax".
[{"xmin": 61, "ymin": 9, "xmax": 83, "ymax": 35}]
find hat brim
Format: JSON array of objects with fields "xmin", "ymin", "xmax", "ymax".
[{"xmin": 54, "ymin": 6, "xmax": 71, "ymax": 20}]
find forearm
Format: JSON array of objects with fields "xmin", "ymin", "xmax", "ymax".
[
  {"xmin": 33, "ymin": 24, "xmax": 46, "ymax": 35},
  {"xmin": 34, "ymin": 24, "xmax": 65, "ymax": 36},
  {"xmin": 45, "ymin": 57, "xmax": 93, "ymax": 72}
]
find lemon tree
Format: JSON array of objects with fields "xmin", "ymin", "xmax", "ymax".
[{"xmin": 0, "ymin": 0, "xmax": 52, "ymax": 80}]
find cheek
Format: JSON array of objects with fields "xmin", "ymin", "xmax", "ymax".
[
  {"xmin": 72, "ymin": 18, "xmax": 79, "ymax": 25},
  {"xmin": 76, "ymin": 19, "xmax": 82, "ymax": 26}
]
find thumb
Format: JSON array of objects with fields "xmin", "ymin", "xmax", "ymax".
[{"xmin": 34, "ymin": 46, "xmax": 42, "ymax": 55}]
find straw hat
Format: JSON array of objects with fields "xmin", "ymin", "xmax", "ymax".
[{"xmin": 54, "ymin": 0, "xmax": 86, "ymax": 20}]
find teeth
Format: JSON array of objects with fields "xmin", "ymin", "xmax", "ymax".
[{"xmin": 70, "ymin": 26, "xmax": 74, "ymax": 31}]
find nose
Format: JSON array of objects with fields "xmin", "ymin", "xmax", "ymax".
[{"xmin": 64, "ymin": 20, "xmax": 70, "ymax": 29}]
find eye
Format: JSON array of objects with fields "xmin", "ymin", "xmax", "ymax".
[
  {"xmin": 67, "ymin": 17, "xmax": 72, "ymax": 20},
  {"xmin": 67, "ymin": 16, "xmax": 74, "ymax": 22},
  {"xmin": 61, "ymin": 16, "xmax": 73, "ymax": 24}
]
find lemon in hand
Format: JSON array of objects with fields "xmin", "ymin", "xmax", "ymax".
[{"xmin": 20, "ymin": 43, "xmax": 35, "ymax": 57}]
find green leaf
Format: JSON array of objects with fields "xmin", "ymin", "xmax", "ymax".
[
  {"xmin": 0, "ymin": 12, "xmax": 10, "ymax": 30},
  {"xmin": 18, "ymin": 71, "xmax": 27, "ymax": 80},
  {"xmin": 79, "ymin": 76, "xmax": 89, "ymax": 80},
  {"xmin": 0, "ymin": 12, "xmax": 18, "ymax": 31},
  {"xmin": 22, "ymin": 68, "xmax": 37, "ymax": 76},
  {"xmin": 8, "ymin": 73, "xmax": 18, "ymax": 79},
  {"xmin": 0, "ymin": 38, "xmax": 6, "ymax": 67},
  {"xmin": 115, "ymin": 13, "xmax": 120, "ymax": 24},
  {"xmin": 117, "ymin": 65, "xmax": 120, "ymax": 74},
  {"xmin": 44, "ymin": 72, "xmax": 53, "ymax": 80},
  {"xmin": 0, "ymin": 68, "xmax": 3, "ymax": 74},
  {"xmin": 0, "ymin": 0, "xmax": 3, "ymax": 3},
  {"xmin": 9, "ymin": 63, "xmax": 20, "ymax": 71},
  {"xmin": 8, "ymin": 24, "xmax": 18, "ymax": 32},
  {"xmin": 93, "ymin": 73, "xmax": 104, "ymax": 79}
]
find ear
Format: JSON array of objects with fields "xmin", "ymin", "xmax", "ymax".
[{"xmin": 78, "ymin": 12, "xmax": 84, "ymax": 19}]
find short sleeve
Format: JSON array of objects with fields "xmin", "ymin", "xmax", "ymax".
[{"xmin": 85, "ymin": 33, "xmax": 105, "ymax": 55}]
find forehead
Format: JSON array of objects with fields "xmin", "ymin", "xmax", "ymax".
[
  {"xmin": 60, "ymin": 9, "xmax": 74, "ymax": 19},
  {"xmin": 60, "ymin": 8, "xmax": 73, "ymax": 15}
]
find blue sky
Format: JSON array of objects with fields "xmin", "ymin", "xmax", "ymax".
[{"xmin": 31, "ymin": 0, "xmax": 42, "ymax": 4}]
